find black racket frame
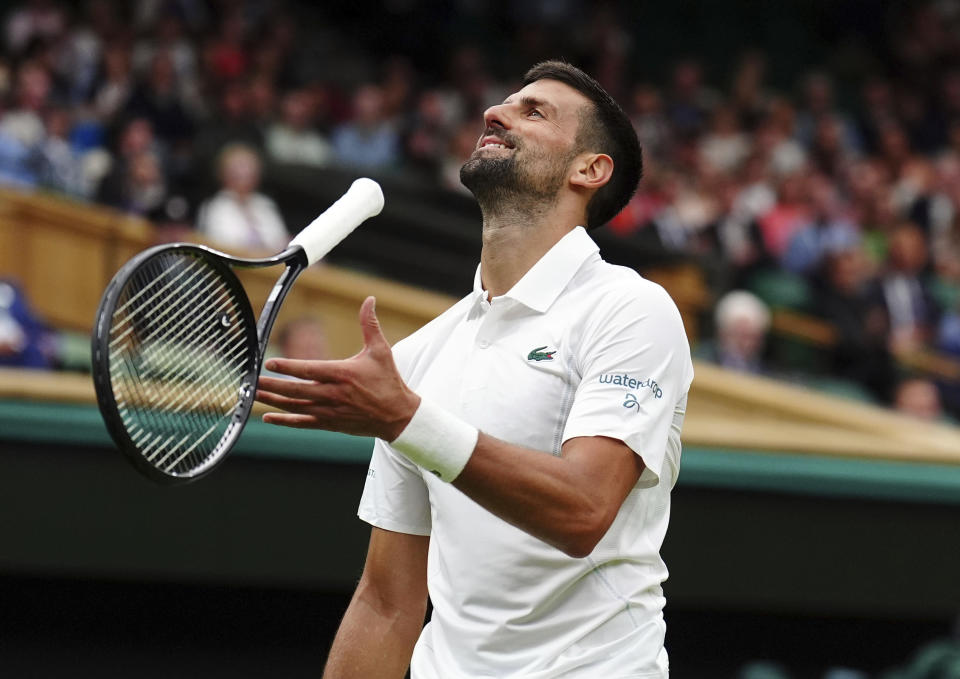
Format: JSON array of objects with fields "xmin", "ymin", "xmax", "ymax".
[{"xmin": 92, "ymin": 242, "xmax": 309, "ymax": 484}]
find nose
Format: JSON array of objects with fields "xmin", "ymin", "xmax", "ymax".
[{"xmin": 483, "ymin": 103, "xmax": 509, "ymax": 131}]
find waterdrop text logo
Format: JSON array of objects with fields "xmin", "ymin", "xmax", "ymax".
[{"xmin": 598, "ymin": 372, "xmax": 663, "ymax": 399}]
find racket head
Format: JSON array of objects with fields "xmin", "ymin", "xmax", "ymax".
[{"xmin": 92, "ymin": 244, "xmax": 260, "ymax": 484}]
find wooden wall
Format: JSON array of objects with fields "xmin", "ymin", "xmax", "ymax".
[{"xmin": 0, "ymin": 188, "xmax": 454, "ymax": 358}]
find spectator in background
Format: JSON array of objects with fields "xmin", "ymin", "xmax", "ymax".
[
  {"xmin": 665, "ymin": 58, "xmax": 718, "ymax": 137},
  {"xmin": 582, "ymin": 2, "xmax": 632, "ymax": 101},
  {"xmin": 0, "ymin": 52, "xmax": 10, "ymax": 95},
  {"xmin": 815, "ymin": 235, "xmax": 896, "ymax": 401},
  {"xmin": 247, "ymin": 75, "xmax": 277, "ymax": 134},
  {"xmin": 132, "ymin": 10, "xmax": 197, "ymax": 92},
  {"xmin": 277, "ymin": 316, "xmax": 328, "ymax": 360},
  {"xmin": 91, "ymin": 42, "xmax": 135, "ymax": 122},
  {"xmin": 896, "ymin": 84, "xmax": 944, "ymax": 155},
  {"xmin": 1, "ymin": 59, "xmax": 51, "ymax": 153},
  {"xmin": 894, "ymin": 377, "xmax": 944, "ymax": 422},
  {"xmin": 265, "ymin": 89, "xmax": 332, "ymax": 167},
  {"xmin": 853, "ymin": 179, "xmax": 898, "ymax": 271},
  {"xmin": 925, "ymin": 155, "xmax": 960, "ymax": 253},
  {"xmin": 757, "ymin": 171, "xmax": 811, "ymax": 264},
  {"xmin": 4, "ymin": 0, "xmax": 66, "ymax": 57},
  {"xmin": 132, "ymin": 0, "xmax": 210, "ymax": 35},
  {"xmin": 876, "ymin": 121, "xmax": 915, "ymax": 179},
  {"xmin": 809, "ymin": 114, "xmax": 857, "ymax": 179},
  {"xmin": 892, "ymin": 158, "xmax": 936, "ymax": 222},
  {"xmin": 936, "ymin": 238, "xmax": 960, "ymax": 359},
  {"xmin": 729, "ymin": 50, "xmax": 772, "ymax": 131},
  {"xmin": 57, "ymin": 0, "xmax": 119, "ymax": 105},
  {"xmin": 875, "ymin": 221, "xmax": 941, "ymax": 355},
  {"xmin": 649, "ymin": 168, "xmax": 722, "ymax": 253},
  {"xmin": 332, "ymin": 84, "xmax": 400, "ymax": 170},
  {"xmin": 794, "ymin": 71, "xmax": 861, "ymax": 154},
  {"xmin": 0, "ymin": 59, "xmax": 56, "ymax": 188},
  {"xmin": 442, "ymin": 44, "xmax": 504, "ymax": 124},
  {"xmin": 783, "ymin": 173, "xmax": 860, "ymax": 277},
  {"xmin": 755, "ymin": 98, "xmax": 807, "ymax": 178},
  {"xmin": 405, "ymin": 89, "xmax": 455, "ymax": 178},
  {"xmin": 196, "ymin": 143, "xmax": 287, "ymax": 252},
  {"xmin": 262, "ymin": 315, "xmax": 329, "ymax": 379},
  {"xmin": 699, "ymin": 104, "xmax": 750, "ymax": 175},
  {"xmin": 190, "ymin": 80, "xmax": 262, "ymax": 184},
  {"xmin": 95, "ymin": 119, "xmax": 168, "ymax": 218},
  {"xmin": 0, "ymin": 108, "xmax": 37, "ymax": 187},
  {"xmin": 607, "ymin": 162, "xmax": 672, "ymax": 242},
  {"xmin": 0, "ymin": 279, "xmax": 51, "ymax": 369},
  {"xmin": 246, "ymin": 12, "xmax": 299, "ymax": 90},
  {"xmin": 628, "ymin": 83, "xmax": 671, "ymax": 163},
  {"xmin": 38, "ymin": 105, "xmax": 84, "ymax": 195},
  {"xmin": 124, "ymin": 52, "xmax": 195, "ymax": 150},
  {"xmin": 121, "ymin": 149, "xmax": 167, "ymax": 217},
  {"xmin": 710, "ymin": 157, "xmax": 771, "ymax": 283},
  {"xmin": 856, "ymin": 76, "xmax": 899, "ymax": 155},
  {"xmin": 201, "ymin": 8, "xmax": 247, "ymax": 82},
  {"xmin": 96, "ymin": 116, "xmax": 161, "ymax": 206},
  {"xmin": 936, "ymin": 259, "xmax": 960, "ymax": 418},
  {"xmin": 439, "ymin": 120, "xmax": 479, "ymax": 195},
  {"xmin": 709, "ymin": 290, "xmax": 771, "ymax": 374},
  {"xmin": 380, "ymin": 55, "xmax": 416, "ymax": 123}
]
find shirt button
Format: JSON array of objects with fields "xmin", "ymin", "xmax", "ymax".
[{"xmin": 478, "ymin": 339, "xmax": 490, "ymax": 348}]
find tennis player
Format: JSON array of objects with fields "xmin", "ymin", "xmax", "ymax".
[{"xmin": 256, "ymin": 60, "xmax": 693, "ymax": 679}]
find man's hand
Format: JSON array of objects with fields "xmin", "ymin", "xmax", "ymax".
[{"xmin": 256, "ymin": 296, "xmax": 421, "ymax": 440}]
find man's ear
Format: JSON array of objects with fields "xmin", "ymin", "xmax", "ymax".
[{"xmin": 569, "ymin": 152, "xmax": 614, "ymax": 191}]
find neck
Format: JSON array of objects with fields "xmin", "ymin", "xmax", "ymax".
[{"xmin": 478, "ymin": 197, "xmax": 583, "ymax": 298}]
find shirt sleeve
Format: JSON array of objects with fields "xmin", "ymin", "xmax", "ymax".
[
  {"xmin": 357, "ymin": 437, "xmax": 432, "ymax": 536},
  {"xmin": 562, "ymin": 283, "xmax": 693, "ymax": 488}
]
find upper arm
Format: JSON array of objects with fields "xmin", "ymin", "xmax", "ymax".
[
  {"xmin": 357, "ymin": 527, "xmax": 430, "ymax": 615},
  {"xmin": 560, "ymin": 435, "xmax": 644, "ymax": 524},
  {"xmin": 563, "ymin": 283, "xmax": 692, "ymax": 487}
]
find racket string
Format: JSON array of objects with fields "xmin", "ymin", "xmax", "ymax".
[
  {"xmin": 114, "ymin": 257, "xmax": 224, "ymax": 445},
  {"xmin": 110, "ymin": 263, "xmax": 224, "ymax": 357},
  {"xmin": 117, "ymin": 286, "xmax": 241, "ymax": 411},
  {"xmin": 107, "ymin": 258, "xmax": 205, "ymax": 349}
]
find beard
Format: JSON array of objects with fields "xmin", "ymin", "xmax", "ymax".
[{"xmin": 459, "ymin": 142, "xmax": 573, "ymax": 215}]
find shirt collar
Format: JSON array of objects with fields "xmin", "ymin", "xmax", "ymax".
[{"xmin": 471, "ymin": 226, "xmax": 600, "ymax": 313}]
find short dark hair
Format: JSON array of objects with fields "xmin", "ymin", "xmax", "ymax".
[{"xmin": 522, "ymin": 60, "xmax": 642, "ymax": 229}]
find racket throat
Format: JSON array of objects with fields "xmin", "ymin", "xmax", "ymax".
[{"xmin": 255, "ymin": 258, "xmax": 307, "ymax": 365}]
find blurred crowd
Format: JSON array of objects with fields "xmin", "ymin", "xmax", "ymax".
[
  {"xmin": 601, "ymin": 3, "xmax": 960, "ymax": 420},
  {"xmin": 1, "ymin": 0, "xmax": 960, "ymax": 418}
]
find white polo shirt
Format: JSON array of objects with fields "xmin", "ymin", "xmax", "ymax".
[{"xmin": 358, "ymin": 226, "xmax": 693, "ymax": 679}]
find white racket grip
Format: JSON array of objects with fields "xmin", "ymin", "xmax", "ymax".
[{"xmin": 288, "ymin": 178, "xmax": 384, "ymax": 265}]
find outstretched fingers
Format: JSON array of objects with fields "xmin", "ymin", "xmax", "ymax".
[
  {"xmin": 262, "ymin": 412, "xmax": 327, "ymax": 428},
  {"xmin": 255, "ymin": 389, "xmax": 315, "ymax": 411},
  {"xmin": 264, "ymin": 357, "xmax": 348, "ymax": 382},
  {"xmin": 258, "ymin": 374, "xmax": 334, "ymax": 400}
]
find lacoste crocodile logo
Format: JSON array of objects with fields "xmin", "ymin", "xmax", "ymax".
[{"xmin": 527, "ymin": 346, "xmax": 557, "ymax": 362}]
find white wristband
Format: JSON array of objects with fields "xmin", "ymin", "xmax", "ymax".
[{"xmin": 390, "ymin": 399, "xmax": 478, "ymax": 482}]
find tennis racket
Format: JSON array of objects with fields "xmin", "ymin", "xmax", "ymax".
[{"xmin": 92, "ymin": 177, "xmax": 384, "ymax": 484}]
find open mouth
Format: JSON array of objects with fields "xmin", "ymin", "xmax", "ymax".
[{"xmin": 479, "ymin": 136, "xmax": 515, "ymax": 151}]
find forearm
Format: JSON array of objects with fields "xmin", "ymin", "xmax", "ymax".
[
  {"xmin": 323, "ymin": 580, "xmax": 426, "ymax": 679},
  {"xmin": 452, "ymin": 433, "xmax": 640, "ymax": 557}
]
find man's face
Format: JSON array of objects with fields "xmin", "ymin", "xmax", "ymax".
[{"xmin": 460, "ymin": 79, "xmax": 590, "ymax": 205}]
